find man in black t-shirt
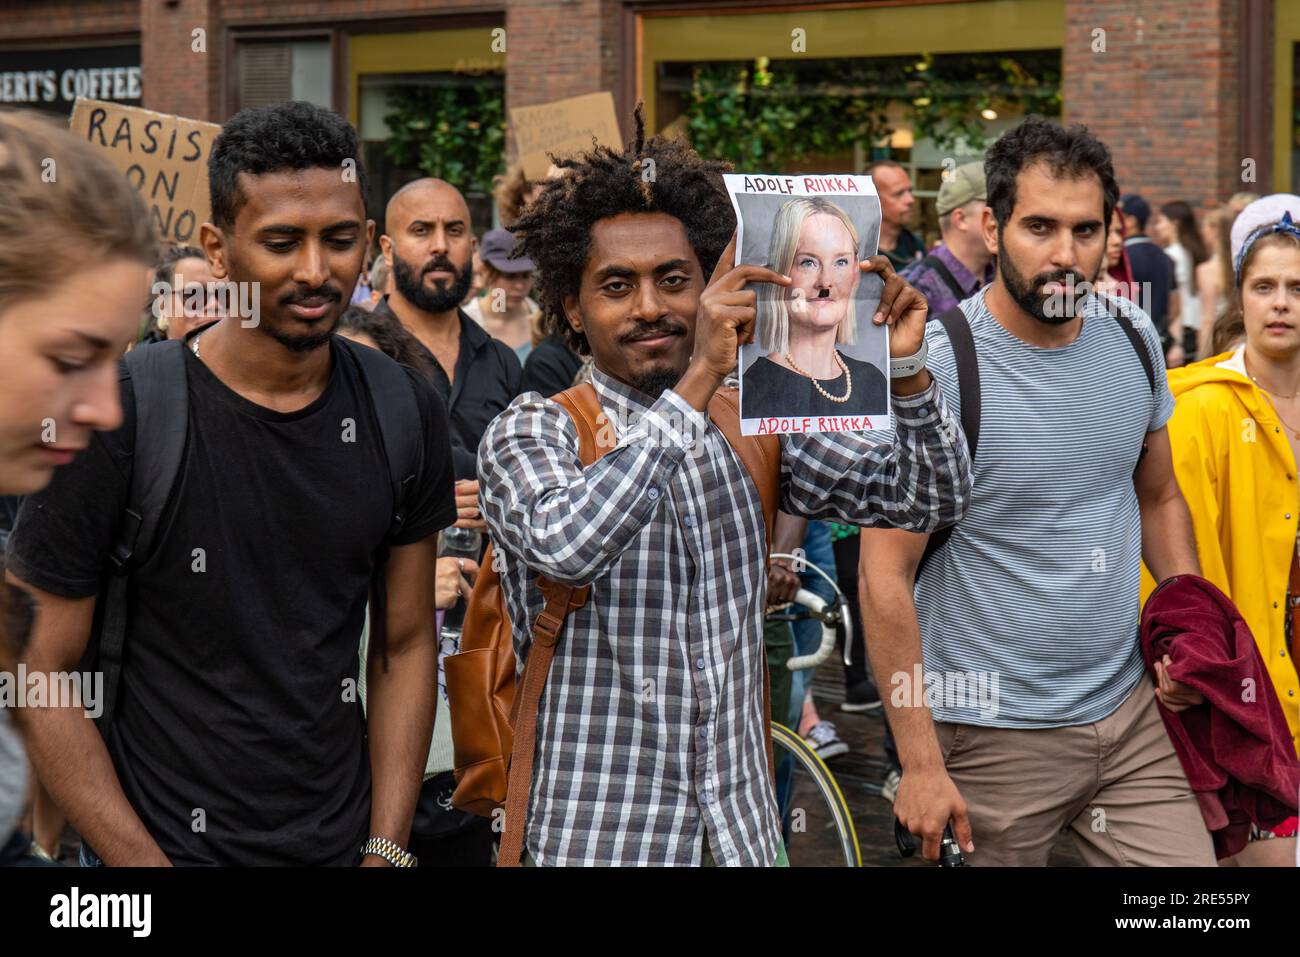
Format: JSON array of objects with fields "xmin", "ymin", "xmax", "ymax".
[
  {"xmin": 5, "ymin": 103, "xmax": 455, "ymax": 866},
  {"xmin": 522, "ymin": 332, "xmax": 584, "ymax": 397},
  {"xmin": 1120, "ymin": 193, "xmax": 1181, "ymax": 361}
]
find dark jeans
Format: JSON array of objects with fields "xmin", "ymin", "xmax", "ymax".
[
  {"xmin": 789, "ymin": 522, "xmax": 838, "ymax": 724},
  {"xmin": 79, "ymin": 840, "xmax": 103, "ymax": 867},
  {"xmin": 831, "ymin": 533, "xmax": 868, "ymax": 688},
  {"xmin": 408, "ymin": 772, "xmax": 495, "ymax": 866},
  {"xmin": 832, "ymin": 531, "xmax": 899, "ymax": 772},
  {"xmin": 1, "ymin": 831, "xmax": 64, "ymax": 867}
]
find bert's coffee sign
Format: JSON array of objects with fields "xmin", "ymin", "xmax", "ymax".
[{"xmin": 0, "ymin": 45, "xmax": 141, "ymax": 115}]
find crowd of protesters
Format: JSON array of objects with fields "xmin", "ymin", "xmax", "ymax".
[{"xmin": 0, "ymin": 95, "xmax": 1296, "ymax": 868}]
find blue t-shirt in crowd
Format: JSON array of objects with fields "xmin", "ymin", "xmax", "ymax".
[{"xmin": 915, "ymin": 288, "xmax": 1174, "ymax": 728}]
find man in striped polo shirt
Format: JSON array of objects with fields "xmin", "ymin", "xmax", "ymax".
[{"xmin": 861, "ymin": 119, "xmax": 1217, "ymax": 866}]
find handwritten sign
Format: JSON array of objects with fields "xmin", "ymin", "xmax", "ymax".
[
  {"xmin": 69, "ymin": 97, "xmax": 221, "ymax": 244},
  {"xmin": 509, "ymin": 92, "xmax": 622, "ymax": 179}
]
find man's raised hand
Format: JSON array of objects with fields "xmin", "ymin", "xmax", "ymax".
[
  {"xmin": 693, "ymin": 232, "xmax": 791, "ymax": 381},
  {"xmin": 862, "ymin": 254, "xmax": 928, "ymax": 358}
]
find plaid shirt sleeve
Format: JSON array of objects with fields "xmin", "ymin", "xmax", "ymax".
[
  {"xmin": 779, "ymin": 377, "xmax": 972, "ymax": 531},
  {"xmin": 477, "ymin": 389, "xmax": 708, "ymax": 586}
]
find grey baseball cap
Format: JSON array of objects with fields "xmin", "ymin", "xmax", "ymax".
[
  {"xmin": 479, "ymin": 228, "xmax": 535, "ymax": 273},
  {"xmin": 936, "ymin": 162, "xmax": 987, "ymax": 217}
]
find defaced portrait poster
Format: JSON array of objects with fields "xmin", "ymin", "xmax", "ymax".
[{"xmin": 724, "ymin": 173, "xmax": 888, "ymax": 436}]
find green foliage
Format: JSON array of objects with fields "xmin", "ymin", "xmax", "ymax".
[
  {"xmin": 685, "ymin": 51, "xmax": 1062, "ymax": 168},
  {"xmin": 383, "ymin": 81, "xmax": 506, "ymax": 196}
]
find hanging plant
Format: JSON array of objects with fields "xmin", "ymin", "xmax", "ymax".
[
  {"xmin": 383, "ymin": 81, "xmax": 506, "ymax": 197},
  {"xmin": 683, "ymin": 51, "xmax": 1061, "ymax": 165}
]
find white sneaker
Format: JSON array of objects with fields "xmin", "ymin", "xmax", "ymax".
[
  {"xmin": 803, "ymin": 721, "xmax": 849, "ymax": 760},
  {"xmin": 880, "ymin": 768, "xmax": 901, "ymax": 804}
]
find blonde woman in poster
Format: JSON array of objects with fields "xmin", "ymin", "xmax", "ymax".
[{"xmin": 741, "ymin": 197, "xmax": 889, "ymax": 420}]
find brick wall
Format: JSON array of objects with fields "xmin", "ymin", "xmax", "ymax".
[
  {"xmin": 0, "ymin": 0, "xmax": 136, "ymax": 44},
  {"xmin": 141, "ymin": 0, "xmax": 215, "ymax": 120},
  {"xmin": 3, "ymin": 0, "xmax": 1257, "ymax": 205},
  {"xmin": 1063, "ymin": 0, "xmax": 1245, "ymax": 207}
]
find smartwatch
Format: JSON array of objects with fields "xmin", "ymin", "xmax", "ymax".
[{"xmin": 889, "ymin": 337, "xmax": 929, "ymax": 379}]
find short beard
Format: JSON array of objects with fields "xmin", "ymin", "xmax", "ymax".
[
  {"xmin": 999, "ymin": 250, "xmax": 1090, "ymax": 327},
  {"xmin": 629, "ymin": 367, "xmax": 682, "ymax": 401},
  {"xmin": 263, "ymin": 323, "xmax": 337, "ymax": 353},
  {"xmin": 391, "ymin": 250, "xmax": 474, "ymax": 314}
]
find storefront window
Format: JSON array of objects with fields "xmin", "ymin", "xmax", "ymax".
[
  {"xmin": 235, "ymin": 39, "xmax": 331, "ymax": 112},
  {"xmin": 349, "ymin": 29, "xmax": 505, "ymax": 233},
  {"xmin": 641, "ymin": 0, "xmax": 1063, "ymax": 245},
  {"xmin": 658, "ymin": 49, "xmax": 1059, "ymax": 245}
]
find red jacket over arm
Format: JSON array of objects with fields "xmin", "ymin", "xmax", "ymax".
[{"xmin": 1141, "ymin": 575, "xmax": 1300, "ymax": 859}]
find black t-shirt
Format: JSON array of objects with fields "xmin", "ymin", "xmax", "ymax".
[
  {"xmin": 740, "ymin": 353, "xmax": 889, "ymax": 419},
  {"xmin": 0, "ymin": 495, "xmax": 19, "ymax": 563},
  {"xmin": 521, "ymin": 334, "xmax": 583, "ymax": 398},
  {"xmin": 1123, "ymin": 237, "xmax": 1178, "ymax": 333},
  {"xmin": 372, "ymin": 297, "xmax": 521, "ymax": 479},
  {"xmin": 5, "ymin": 338, "xmax": 455, "ymax": 865},
  {"xmin": 883, "ymin": 228, "xmax": 924, "ymax": 272}
]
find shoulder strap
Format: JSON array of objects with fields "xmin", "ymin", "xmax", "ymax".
[
  {"xmin": 497, "ymin": 381, "xmax": 612, "ymax": 867},
  {"xmin": 1102, "ymin": 294, "xmax": 1157, "ymax": 394},
  {"xmin": 707, "ymin": 387, "xmax": 779, "ymax": 548},
  {"xmin": 933, "ymin": 305, "xmax": 980, "ymax": 459},
  {"xmin": 917, "ymin": 306, "xmax": 980, "ymax": 580},
  {"xmin": 552, "ymin": 383, "xmax": 616, "ymax": 466},
  {"xmin": 339, "ymin": 336, "xmax": 423, "ymax": 672},
  {"xmin": 1100, "ymin": 294, "xmax": 1157, "ymax": 472},
  {"xmin": 921, "ymin": 254, "xmax": 967, "ymax": 303},
  {"xmin": 98, "ymin": 340, "xmax": 190, "ymax": 732},
  {"xmin": 340, "ymin": 337, "xmax": 422, "ymax": 536}
]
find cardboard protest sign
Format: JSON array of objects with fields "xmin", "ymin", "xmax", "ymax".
[
  {"xmin": 509, "ymin": 92, "xmax": 622, "ymax": 180},
  {"xmin": 69, "ymin": 97, "xmax": 221, "ymax": 245},
  {"xmin": 725, "ymin": 173, "xmax": 888, "ymax": 436}
]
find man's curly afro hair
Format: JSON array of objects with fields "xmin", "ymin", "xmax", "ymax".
[{"xmin": 510, "ymin": 107, "xmax": 736, "ymax": 357}]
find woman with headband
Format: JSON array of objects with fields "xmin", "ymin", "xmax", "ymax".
[
  {"xmin": 1143, "ymin": 195, "xmax": 1300, "ymax": 864},
  {"xmin": 741, "ymin": 197, "xmax": 889, "ymax": 420}
]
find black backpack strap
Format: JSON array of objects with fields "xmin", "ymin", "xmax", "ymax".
[
  {"xmin": 98, "ymin": 339, "xmax": 190, "ymax": 732},
  {"xmin": 917, "ymin": 306, "xmax": 980, "ymax": 580},
  {"xmin": 339, "ymin": 337, "xmax": 423, "ymax": 670},
  {"xmin": 920, "ymin": 254, "xmax": 967, "ymax": 303},
  {"xmin": 1102, "ymin": 293, "xmax": 1157, "ymax": 394},
  {"xmin": 1101, "ymin": 294, "xmax": 1157, "ymax": 471}
]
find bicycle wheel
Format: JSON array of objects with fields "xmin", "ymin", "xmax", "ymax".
[{"xmin": 771, "ymin": 721, "xmax": 861, "ymax": 866}]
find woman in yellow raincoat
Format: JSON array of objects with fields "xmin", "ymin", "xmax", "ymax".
[{"xmin": 1142, "ymin": 202, "xmax": 1300, "ymax": 864}]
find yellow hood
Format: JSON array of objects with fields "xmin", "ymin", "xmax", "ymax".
[{"xmin": 1165, "ymin": 351, "xmax": 1262, "ymax": 407}]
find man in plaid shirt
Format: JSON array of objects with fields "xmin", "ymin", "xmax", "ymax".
[{"xmin": 478, "ymin": 122, "xmax": 971, "ymax": 866}]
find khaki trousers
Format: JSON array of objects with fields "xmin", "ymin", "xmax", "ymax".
[{"xmin": 934, "ymin": 680, "xmax": 1217, "ymax": 866}]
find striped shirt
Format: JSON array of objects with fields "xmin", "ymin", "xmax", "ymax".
[
  {"xmin": 479, "ymin": 366, "xmax": 970, "ymax": 865},
  {"xmin": 916, "ymin": 289, "xmax": 1175, "ymax": 728}
]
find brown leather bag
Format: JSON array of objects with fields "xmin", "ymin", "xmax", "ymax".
[{"xmin": 444, "ymin": 382, "xmax": 779, "ymax": 867}]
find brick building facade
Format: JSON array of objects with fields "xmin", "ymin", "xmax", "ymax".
[{"xmin": 0, "ymin": 0, "xmax": 1282, "ymax": 205}]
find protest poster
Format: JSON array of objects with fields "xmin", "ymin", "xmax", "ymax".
[
  {"xmin": 69, "ymin": 97, "xmax": 221, "ymax": 245},
  {"xmin": 724, "ymin": 173, "xmax": 888, "ymax": 436},
  {"xmin": 509, "ymin": 92, "xmax": 622, "ymax": 180}
]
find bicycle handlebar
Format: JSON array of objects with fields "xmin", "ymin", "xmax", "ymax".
[
  {"xmin": 785, "ymin": 589, "xmax": 836, "ymax": 672},
  {"xmin": 769, "ymin": 552, "xmax": 851, "ymax": 671}
]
